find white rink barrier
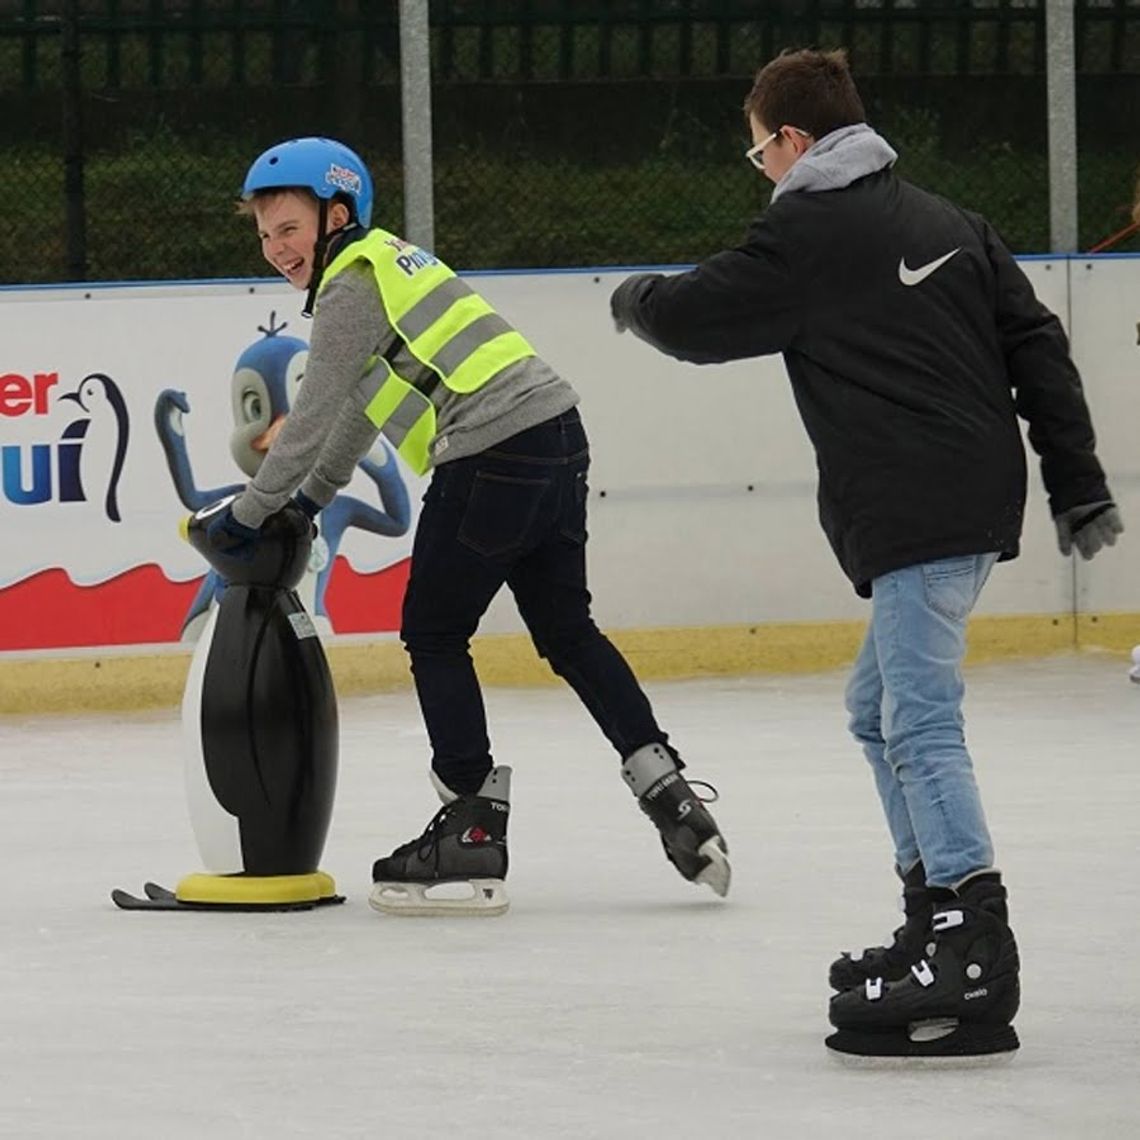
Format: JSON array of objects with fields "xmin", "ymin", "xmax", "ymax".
[{"xmin": 0, "ymin": 255, "xmax": 1136, "ymax": 710}]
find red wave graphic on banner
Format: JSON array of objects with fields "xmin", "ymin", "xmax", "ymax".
[
  {"xmin": 324, "ymin": 555, "xmax": 410, "ymax": 634},
  {"xmin": 0, "ymin": 557, "xmax": 411, "ymax": 652},
  {"xmin": 0, "ymin": 565, "xmax": 202, "ymax": 651}
]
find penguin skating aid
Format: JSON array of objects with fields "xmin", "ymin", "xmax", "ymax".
[{"xmin": 113, "ymin": 497, "xmax": 344, "ymax": 912}]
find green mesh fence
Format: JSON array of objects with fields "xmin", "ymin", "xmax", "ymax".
[{"xmin": 0, "ymin": 0, "xmax": 1137, "ymax": 285}]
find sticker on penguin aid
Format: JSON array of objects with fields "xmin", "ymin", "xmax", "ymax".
[{"xmin": 288, "ymin": 611, "xmax": 319, "ymax": 640}]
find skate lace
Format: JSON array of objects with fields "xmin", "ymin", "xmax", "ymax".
[
  {"xmin": 687, "ymin": 779, "xmax": 720, "ymax": 804},
  {"xmin": 390, "ymin": 803, "xmax": 455, "ymax": 861}
]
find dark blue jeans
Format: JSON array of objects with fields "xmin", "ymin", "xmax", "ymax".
[{"xmin": 400, "ymin": 408, "xmax": 671, "ymax": 794}]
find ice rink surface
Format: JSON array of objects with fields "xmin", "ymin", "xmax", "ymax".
[{"xmin": 1, "ymin": 652, "xmax": 1138, "ymax": 1139}]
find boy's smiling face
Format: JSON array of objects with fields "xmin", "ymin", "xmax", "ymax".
[{"xmin": 253, "ymin": 190, "xmax": 349, "ymax": 290}]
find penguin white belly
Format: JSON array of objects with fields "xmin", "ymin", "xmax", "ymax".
[{"xmin": 181, "ymin": 605, "xmax": 244, "ymax": 873}]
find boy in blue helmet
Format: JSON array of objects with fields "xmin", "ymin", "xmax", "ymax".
[{"xmin": 208, "ymin": 136, "xmax": 730, "ymax": 915}]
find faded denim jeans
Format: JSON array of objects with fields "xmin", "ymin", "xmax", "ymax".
[{"xmin": 845, "ymin": 554, "xmax": 999, "ymax": 887}]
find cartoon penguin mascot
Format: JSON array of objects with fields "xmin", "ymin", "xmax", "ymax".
[
  {"xmin": 155, "ymin": 314, "xmax": 410, "ymax": 641},
  {"xmin": 113, "ymin": 496, "xmax": 342, "ymax": 911}
]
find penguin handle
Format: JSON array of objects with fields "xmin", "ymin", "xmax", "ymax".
[{"xmin": 183, "ymin": 495, "xmax": 312, "ymax": 590}]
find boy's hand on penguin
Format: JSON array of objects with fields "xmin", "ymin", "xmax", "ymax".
[
  {"xmin": 292, "ymin": 491, "xmax": 321, "ymax": 539},
  {"xmin": 205, "ymin": 504, "xmax": 262, "ymax": 563},
  {"xmin": 293, "ymin": 490, "xmax": 321, "ymax": 520}
]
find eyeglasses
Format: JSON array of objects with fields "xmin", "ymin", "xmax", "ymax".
[{"xmin": 745, "ymin": 126, "xmax": 811, "ymax": 171}]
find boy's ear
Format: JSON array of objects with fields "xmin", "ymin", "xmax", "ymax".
[{"xmin": 328, "ymin": 201, "xmax": 352, "ymax": 230}]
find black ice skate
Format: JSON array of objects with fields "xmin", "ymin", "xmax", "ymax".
[
  {"xmin": 369, "ymin": 767, "xmax": 510, "ymax": 917},
  {"xmin": 829, "ymin": 862, "xmax": 934, "ymax": 991},
  {"xmin": 826, "ymin": 871, "xmax": 1020, "ymax": 1062},
  {"xmin": 622, "ymin": 743, "xmax": 730, "ymax": 897}
]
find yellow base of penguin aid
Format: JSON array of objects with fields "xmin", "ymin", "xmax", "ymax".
[{"xmin": 175, "ymin": 870, "xmax": 341, "ymax": 908}]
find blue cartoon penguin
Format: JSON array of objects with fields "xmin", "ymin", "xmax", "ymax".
[{"xmin": 155, "ymin": 312, "xmax": 411, "ymax": 640}]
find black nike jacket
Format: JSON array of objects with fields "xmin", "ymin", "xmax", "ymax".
[{"xmin": 614, "ymin": 169, "xmax": 1110, "ymax": 596}]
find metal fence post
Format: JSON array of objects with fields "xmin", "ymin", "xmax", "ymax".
[
  {"xmin": 61, "ymin": 0, "xmax": 87, "ymax": 280},
  {"xmin": 1045, "ymin": 0, "xmax": 1078, "ymax": 253},
  {"xmin": 399, "ymin": 0, "xmax": 435, "ymax": 249}
]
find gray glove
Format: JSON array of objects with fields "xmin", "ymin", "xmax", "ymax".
[{"xmin": 1055, "ymin": 501, "xmax": 1123, "ymax": 560}]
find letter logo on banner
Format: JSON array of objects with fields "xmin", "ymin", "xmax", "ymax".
[{"xmin": 1, "ymin": 369, "xmax": 130, "ymax": 522}]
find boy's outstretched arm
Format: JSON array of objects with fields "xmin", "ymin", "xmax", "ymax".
[{"xmin": 610, "ymin": 224, "xmax": 801, "ymax": 364}]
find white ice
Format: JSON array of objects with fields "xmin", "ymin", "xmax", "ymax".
[{"xmin": 1, "ymin": 654, "xmax": 1138, "ymax": 1139}]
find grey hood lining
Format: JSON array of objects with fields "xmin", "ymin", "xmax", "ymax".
[{"xmin": 770, "ymin": 123, "xmax": 898, "ymax": 203}]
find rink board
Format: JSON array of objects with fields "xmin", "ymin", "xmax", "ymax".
[{"xmin": 0, "ymin": 255, "xmax": 1137, "ymax": 710}]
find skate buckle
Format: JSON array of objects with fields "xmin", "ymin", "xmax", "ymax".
[
  {"xmin": 932, "ymin": 908, "xmax": 965, "ymax": 931},
  {"xmin": 909, "ymin": 959, "xmax": 936, "ymax": 987}
]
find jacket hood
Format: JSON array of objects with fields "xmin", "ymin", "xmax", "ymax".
[{"xmin": 770, "ymin": 123, "xmax": 897, "ymax": 203}]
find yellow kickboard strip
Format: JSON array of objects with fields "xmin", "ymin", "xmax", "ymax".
[{"xmin": 0, "ymin": 612, "xmax": 1135, "ymax": 715}]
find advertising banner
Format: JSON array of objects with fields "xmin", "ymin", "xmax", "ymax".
[{"xmin": 0, "ymin": 282, "xmax": 421, "ymax": 652}]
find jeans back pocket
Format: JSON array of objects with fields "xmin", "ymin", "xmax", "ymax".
[
  {"xmin": 458, "ymin": 471, "xmax": 552, "ymax": 559},
  {"xmin": 921, "ymin": 556, "xmax": 981, "ymax": 622}
]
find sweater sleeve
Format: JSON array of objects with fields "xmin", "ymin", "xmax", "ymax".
[
  {"xmin": 983, "ymin": 220, "xmax": 1111, "ymax": 514},
  {"xmin": 232, "ymin": 263, "xmax": 391, "ymax": 528},
  {"xmin": 299, "ymin": 359, "xmax": 386, "ymax": 506},
  {"xmin": 611, "ymin": 220, "xmax": 802, "ymax": 364}
]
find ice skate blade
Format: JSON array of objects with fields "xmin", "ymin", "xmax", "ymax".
[
  {"xmin": 825, "ymin": 1020, "xmax": 1019, "ymax": 1068},
  {"xmin": 694, "ymin": 837, "xmax": 731, "ymax": 898},
  {"xmin": 368, "ymin": 878, "xmax": 509, "ymax": 917}
]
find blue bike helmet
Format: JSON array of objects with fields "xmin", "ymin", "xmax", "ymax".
[{"xmin": 242, "ymin": 137, "xmax": 373, "ymax": 228}]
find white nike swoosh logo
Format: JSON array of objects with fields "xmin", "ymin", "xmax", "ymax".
[{"xmin": 898, "ymin": 248, "xmax": 960, "ymax": 287}]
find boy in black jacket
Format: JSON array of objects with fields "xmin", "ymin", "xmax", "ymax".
[{"xmin": 611, "ymin": 48, "xmax": 1121, "ymax": 1060}]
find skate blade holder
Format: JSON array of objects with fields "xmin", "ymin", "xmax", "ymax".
[
  {"xmin": 694, "ymin": 837, "xmax": 731, "ymax": 898},
  {"xmin": 825, "ymin": 1018, "xmax": 1020, "ymax": 1067},
  {"xmin": 369, "ymin": 878, "xmax": 509, "ymax": 917}
]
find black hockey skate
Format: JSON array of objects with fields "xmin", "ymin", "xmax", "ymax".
[
  {"xmin": 829, "ymin": 862, "xmax": 934, "ymax": 990},
  {"xmin": 622, "ymin": 743, "xmax": 730, "ymax": 897},
  {"xmin": 369, "ymin": 767, "xmax": 510, "ymax": 917},
  {"xmin": 826, "ymin": 871, "xmax": 1020, "ymax": 1062}
]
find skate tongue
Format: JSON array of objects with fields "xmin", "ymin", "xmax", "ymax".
[
  {"xmin": 430, "ymin": 765, "xmax": 512, "ymax": 804},
  {"xmin": 478, "ymin": 766, "xmax": 511, "ymax": 801},
  {"xmin": 621, "ymin": 743, "xmax": 677, "ymax": 797},
  {"xmin": 430, "ymin": 769, "xmax": 461, "ymax": 804}
]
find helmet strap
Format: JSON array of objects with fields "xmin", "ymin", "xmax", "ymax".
[
  {"xmin": 301, "ymin": 199, "xmax": 329, "ymax": 318},
  {"xmin": 301, "ymin": 201, "xmax": 364, "ymax": 319}
]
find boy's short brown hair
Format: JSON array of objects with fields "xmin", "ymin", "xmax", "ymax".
[
  {"xmin": 236, "ymin": 186, "xmax": 320, "ymax": 217},
  {"xmin": 236, "ymin": 185, "xmax": 358, "ymax": 224},
  {"xmin": 743, "ymin": 48, "xmax": 866, "ymax": 139}
]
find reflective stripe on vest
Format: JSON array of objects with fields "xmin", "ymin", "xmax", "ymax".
[{"xmin": 318, "ymin": 230, "xmax": 535, "ymax": 473}]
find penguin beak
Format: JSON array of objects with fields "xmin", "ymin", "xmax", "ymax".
[
  {"xmin": 59, "ymin": 391, "xmax": 87, "ymax": 410},
  {"xmin": 251, "ymin": 414, "xmax": 287, "ymax": 453}
]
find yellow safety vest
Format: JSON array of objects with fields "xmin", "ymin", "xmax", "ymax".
[{"xmin": 318, "ymin": 229, "xmax": 536, "ymax": 475}]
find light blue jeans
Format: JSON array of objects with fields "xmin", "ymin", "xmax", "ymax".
[{"xmin": 845, "ymin": 554, "xmax": 999, "ymax": 888}]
